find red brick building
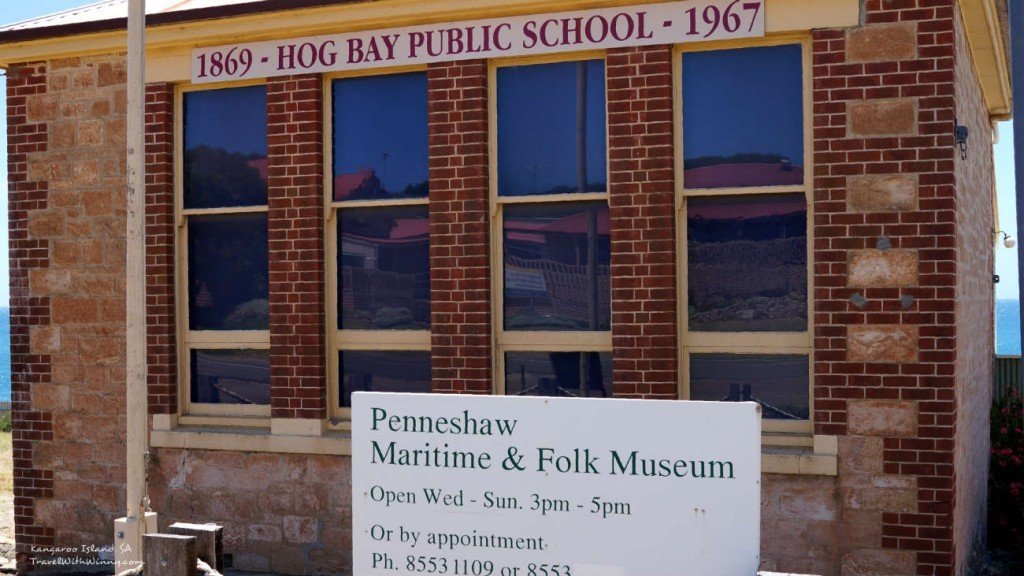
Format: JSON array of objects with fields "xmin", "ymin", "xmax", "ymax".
[{"xmin": 0, "ymin": 0, "xmax": 1011, "ymax": 574}]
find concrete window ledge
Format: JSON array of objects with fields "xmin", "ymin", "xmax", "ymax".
[
  {"xmin": 151, "ymin": 426, "xmax": 353, "ymax": 456},
  {"xmin": 762, "ymin": 446, "xmax": 838, "ymax": 476},
  {"xmin": 759, "ymin": 573, "xmax": 822, "ymax": 576}
]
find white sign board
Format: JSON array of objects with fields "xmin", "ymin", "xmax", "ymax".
[
  {"xmin": 191, "ymin": 0, "xmax": 765, "ymax": 83},
  {"xmin": 352, "ymin": 393, "xmax": 762, "ymax": 576}
]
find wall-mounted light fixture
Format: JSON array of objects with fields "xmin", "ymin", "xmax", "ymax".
[
  {"xmin": 995, "ymin": 230, "xmax": 1016, "ymax": 248},
  {"xmin": 954, "ymin": 119, "xmax": 969, "ymax": 160}
]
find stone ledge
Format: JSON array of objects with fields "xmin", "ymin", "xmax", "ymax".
[
  {"xmin": 151, "ymin": 426, "xmax": 352, "ymax": 455},
  {"xmin": 762, "ymin": 447, "xmax": 838, "ymax": 476}
]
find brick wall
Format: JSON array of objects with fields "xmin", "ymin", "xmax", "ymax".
[
  {"xmin": 606, "ymin": 45, "xmax": 678, "ymax": 398},
  {"xmin": 951, "ymin": 4, "xmax": 995, "ymax": 575},
  {"xmin": 427, "ymin": 60, "xmax": 492, "ymax": 394},
  {"xmin": 8, "ymin": 55, "xmax": 129, "ymax": 551},
  {"xmin": 145, "ymin": 82, "xmax": 176, "ymax": 415},
  {"xmin": 267, "ymin": 74, "xmax": 327, "ymax": 419}
]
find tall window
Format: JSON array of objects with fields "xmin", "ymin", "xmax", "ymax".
[
  {"xmin": 330, "ymin": 71, "xmax": 431, "ymax": 416},
  {"xmin": 179, "ymin": 84, "xmax": 270, "ymax": 419},
  {"xmin": 679, "ymin": 42, "xmax": 812, "ymax": 435},
  {"xmin": 493, "ymin": 57, "xmax": 612, "ymax": 398}
]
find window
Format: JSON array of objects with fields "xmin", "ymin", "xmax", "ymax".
[
  {"xmin": 328, "ymin": 70, "xmax": 431, "ymax": 419},
  {"xmin": 493, "ymin": 57, "xmax": 611, "ymax": 398},
  {"xmin": 178, "ymin": 84, "xmax": 270, "ymax": 419},
  {"xmin": 678, "ymin": 41, "xmax": 812, "ymax": 435}
]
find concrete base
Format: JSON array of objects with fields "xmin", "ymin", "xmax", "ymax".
[{"xmin": 114, "ymin": 512, "xmax": 159, "ymax": 573}]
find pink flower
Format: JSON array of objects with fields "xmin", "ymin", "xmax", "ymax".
[{"xmin": 1002, "ymin": 427, "xmax": 1009, "ymax": 435}]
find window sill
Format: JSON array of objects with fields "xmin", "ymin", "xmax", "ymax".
[
  {"xmin": 761, "ymin": 447, "xmax": 837, "ymax": 476},
  {"xmin": 151, "ymin": 425, "xmax": 352, "ymax": 456}
]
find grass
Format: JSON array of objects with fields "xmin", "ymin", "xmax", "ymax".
[{"xmin": 0, "ymin": 432, "xmax": 10, "ymax": 493}]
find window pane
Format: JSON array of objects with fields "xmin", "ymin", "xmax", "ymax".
[
  {"xmin": 190, "ymin": 349, "xmax": 270, "ymax": 405},
  {"xmin": 339, "ymin": 350, "xmax": 431, "ymax": 408},
  {"xmin": 504, "ymin": 202, "xmax": 610, "ymax": 331},
  {"xmin": 504, "ymin": 352, "xmax": 611, "ymax": 398},
  {"xmin": 497, "ymin": 60, "xmax": 607, "ymax": 197},
  {"xmin": 338, "ymin": 206, "xmax": 430, "ymax": 330},
  {"xmin": 183, "ymin": 86, "xmax": 268, "ymax": 208},
  {"xmin": 689, "ymin": 354, "xmax": 809, "ymax": 420},
  {"xmin": 333, "ymin": 73, "xmax": 429, "ymax": 201},
  {"xmin": 687, "ymin": 194, "xmax": 806, "ymax": 332},
  {"xmin": 188, "ymin": 213, "xmax": 269, "ymax": 331},
  {"xmin": 683, "ymin": 45, "xmax": 803, "ymax": 188}
]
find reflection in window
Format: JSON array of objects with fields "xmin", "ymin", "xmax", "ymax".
[
  {"xmin": 190, "ymin": 349, "xmax": 270, "ymax": 405},
  {"xmin": 183, "ymin": 86, "xmax": 268, "ymax": 208},
  {"xmin": 339, "ymin": 350, "xmax": 431, "ymax": 408},
  {"xmin": 689, "ymin": 354, "xmax": 809, "ymax": 420},
  {"xmin": 333, "ymin": 73, "xmax": 429, "ymax": 201},
  {"xmin": 497, "ymin": 60, "xmax": 606, "ymax": 197},
  {"xmin": 683, "ymin": 45, "xmax": 803, "ymax": 188},
  {"xmin": 338, "ymin": 206, "xmax": 430, "ymax": 330},
  {"xmin": 504, "ymin": 202, "xmax": 610, "ymax": 331},
  {"xmin": 505, "ymin": 352, "xmax": 611, "ymax": 398},
  {"xmin": 188, "ymin": 213, "xmax": 269, "ymax": 331},
  {"xmin": 687, "ymin": 194, "xmax": 806, "ymax": 332}
]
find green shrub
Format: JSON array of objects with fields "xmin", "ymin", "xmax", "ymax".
[
  {"xmin": 0, "ymin": 411, "xmax": 11, "ymax": 433},
  {"xmin": 990, "ymin": 388, "xmax": 1024, "ymax": 548}
]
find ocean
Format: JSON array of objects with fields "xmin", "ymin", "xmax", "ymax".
[{"xmin": 997, "ymin": 299, "xmax": 1022, "ymax": 356}]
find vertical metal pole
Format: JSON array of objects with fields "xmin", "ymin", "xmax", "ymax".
[
  {"xmin": 1011, "ymin": 0, "xmax": 1024, "ymax": 383},
  {"xmin": 115, "ymin": 0, "xmax": 156, "ymax": 569}
]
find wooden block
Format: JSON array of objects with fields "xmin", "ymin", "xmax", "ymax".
[
  {"xmin": 143, "ymin": 534, "xmax": 197, "ymax": 576},
  {"xmin": 167, "ymin": 522, "xmax": 224, "ymax": 573}
]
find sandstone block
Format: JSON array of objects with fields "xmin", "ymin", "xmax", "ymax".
[
  {"xmin": 52, "ymin": 297, "xmax": 100, "ymax": 324},
  {"xmin": 839, "ymin": 436, "xmax": 884, "ymax": 475},
  {"xmin": 26, "ymin": 94, "xmax": 59, "ymax": 121},
  {"xmin": 848, "ymin": 325, "xmax": 918, "ymax": 363},
  {"xmin": 779, "ymin": 483, "xmax": 839, "ymax": 521},
  {"xmin": 98, "ymin": 61, "xmax": 126, "ymax": 87},
  {"xmin": 30, "ymin": 326, "xmax": 61, "ymax": 354},
  {"xmin": 847, "ymin": 174, "xmax": 917, "ymax": 212},
  {"xmin": 849, "ymin": 98, "xmax": 917, "ymax": 136},
  {"xmin": 29, "ymin": 269, "xmax": 71, "ymax": 295},
  {"xmin": 848, "ymin": 399, "xmax": 918, "ymax": 437},
  {"xmin": 841, "ymin": 549, "xmax": 916, "ymax": 576},
  {"xmin": 847, "ymin": 22, "xmax": 917, "ymax": 63},
  {"xmin": 848, "ymin": 250, "xmax": 918, "ymax": 287},
  {"xmin": 283, "ymin": 516, "xmax": 319, "ymax": 544}
]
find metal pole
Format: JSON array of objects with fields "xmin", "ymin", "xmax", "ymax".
[
  {"xmin": 115, "ymin": 0, "xmax": 156, "ymax": 569},
  {"xmin": 1011, "ymin": 0, "xmax": 1024, "ymax": 383}
]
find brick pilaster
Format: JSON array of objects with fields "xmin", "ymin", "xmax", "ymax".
[
  {"xmin": 7, "ymin": 61, "xmax": 56, "ymax": 551},
  {"xmin": 427, "ymin": 61, "xmax": 492, "ymax": 394},
  {"xmin": 145, "ymin": 82, "xmax": 176, "ymax": 415},
  {"xmin": 266, "ymin": 74, "xmax": 326, "ymax": 419},
  {"xmin": 606, "ymin": 45, "xmax": 678, "ymax": 399}
]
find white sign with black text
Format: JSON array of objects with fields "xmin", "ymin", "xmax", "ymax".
[
  {"xmin": 191, "ymin": 0, "xmax": 765, "ymax": 83},
  {"xmin": 352, "ymin": 393, "xmax": 762, "ymax": 576}
]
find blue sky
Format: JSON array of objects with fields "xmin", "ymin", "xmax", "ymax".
[{"xmin": 0, "ymin": 2, "xmax": 1021, "ymax": 305}]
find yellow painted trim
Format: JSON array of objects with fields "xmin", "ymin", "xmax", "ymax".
[
  {"xmin": 151, "ymin": 427, "xmax": 352, "ymax": 456},
  {"xmin": 0, "ymin": 0, "xmax": 858, "ymax": 80},
  {"xmin": 957, "ymin": 0, "xmax": 1012, "ymax": 119},
  {"xmin": 675, "ymin": 36, "xmax": 815, "ymax": 441}
]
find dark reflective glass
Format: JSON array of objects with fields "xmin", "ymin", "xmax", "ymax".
[
  {"xmin": 190, "ymin": 349, "xmax": 270, "ymax": 405},
  {"xmin": 183, "ymin": 86, "xmax": 268, "ymax": 208},
  {"xmin": 497, "ymin": 60, "xmax": 607, "ymax": 197},
  {"xmin": 338, "ymin": 206, "xmax": 430, "ymax": 330},
  {"xmin": 188, "ymin": 213, "xmax": 269, "ymax": 331},
  {"xmin": 504, "ymin": 202, "xmax": 610, "ymax": 331},
  {"xmin": 504, "ymin": 352, "xmax": 611, "ymax": 398},
  {"xmin": 339, "ymin": 350, "xmax": 432, "ymax": 408},
  {"xmin": 683, "ymin": 45, "xmax": 803, "ymax": 188},
  {"xmin": 689, "ymin": 354, "xmax": 809, "ymax": 420},
  {"xmin": 333, "ymin": 73, "xmax": 429, "ymax": 201},
  {"xmin": 688, "ymin": 194, "xmax": 806, "ymax": 332}
]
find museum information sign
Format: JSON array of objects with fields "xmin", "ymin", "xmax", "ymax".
[
  {"xmin": 191, "ymin": 0, "xmax": 765, "ymax": 83},
  {"xmin": 352, "ymin": 393, "xmax": 761, "ymax": 576}
]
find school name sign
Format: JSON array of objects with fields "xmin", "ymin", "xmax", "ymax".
[
  {"xmin": 191, "ymin": 0, "xmax": 765, "ymax": 83},
  {"xmin": 351, "ymin": 393, "xmax": 762, "ymax": 576}
]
